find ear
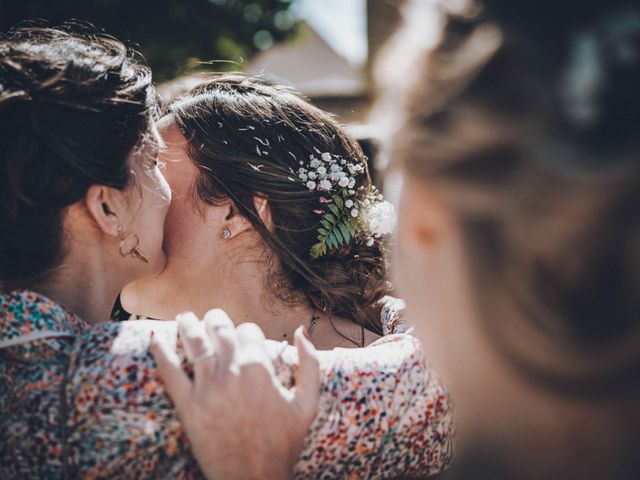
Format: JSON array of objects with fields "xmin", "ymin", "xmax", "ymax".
[
  {"xmin": 253, "ymin": 195, "xmax": 272, "ymax": 230},
  {"xmin": 222, "ymin": 201, "xmax": 253, "ymax": 239},
  {"xmin": 398, "ymin": 177, "xmax": 448, "ymax": 257},
  {"xmin": 85, "ymin": 185, "xmax": 121, "ymax": 237}
]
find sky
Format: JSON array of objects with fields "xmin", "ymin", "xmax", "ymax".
[{"xmin": 292, "ymin": 0, "xmax": 368, "ymax": 66}]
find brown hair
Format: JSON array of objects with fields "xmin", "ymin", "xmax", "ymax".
[
  {"xmin": 0, "ymin": 22, "xmax": 157, "ymax": 287},
  {"xmin": 169, "ymin": 75, "xmax": 390, "ymax": 342},
  {"xmin": 384, "ymin": 0, "xmax": 640, "ymax": 393}
]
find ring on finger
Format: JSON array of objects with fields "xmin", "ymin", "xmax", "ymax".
[{"xmin": 191, "ymin": 350, "xmax": 217, "ymax": 364}]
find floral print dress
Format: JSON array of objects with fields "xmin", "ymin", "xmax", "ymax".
[{"xmin": 0, "ymin": 289, "xmax": 453, "ymax": 479}]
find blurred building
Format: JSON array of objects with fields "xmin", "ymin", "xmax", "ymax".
[{"xmin": 247, "ymin": 0, "xmax": 402, "ymax": 124}]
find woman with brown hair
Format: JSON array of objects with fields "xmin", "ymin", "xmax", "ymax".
[
  {"xmin": 156, "ymin": 0, "xmax": 640, "ymax": 479},
  {"xmin": 119, "ymin": 74, "xmax": 404, "ymax": 349}
]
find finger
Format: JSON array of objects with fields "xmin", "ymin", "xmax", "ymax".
[
  {"xmin": 236, "ymin": 322, "xmax": 266, "ymax": 347},
  {"xmin": 236, "ymin": 322, "xmax": 274, "ymax": 374},
  {"xmin": 292, "ymin": 326, "xmax": 321, "ymax": 419},
  {"xmin": 177, "ymin": 312, "xmax": 216, "ymax": 380},
  {"xmin": 203, "ymin": 309, "xmax": 237, "ymax": 374},
  {"xmin": 150, "ymin": 330, "xmax": 192, "ymax": 413}
]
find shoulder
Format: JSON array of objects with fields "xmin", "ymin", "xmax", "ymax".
[
  {"xmin": 298, "ymin": 334, "xmax": 454, "ymax": 477},
  {"xmin": 66, "ymin": 321, "xmax": 198, "ymax": 477}
]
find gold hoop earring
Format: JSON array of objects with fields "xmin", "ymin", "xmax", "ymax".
[{"xmin": 118, "ymin": 226, "xmax": 149, "ymax": 263}]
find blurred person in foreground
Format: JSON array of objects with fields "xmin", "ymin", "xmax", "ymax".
[{"xmin": 152, "ymin": 0, "xmax": 640, "ymax": 478}]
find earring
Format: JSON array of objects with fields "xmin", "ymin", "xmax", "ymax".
[
  {"xmin": 118, "ymin": 226, "xmax": 149, "ymax": 263},
  {"xmin": 222, "ymin": 227, "xmax": 231, "ymax": 240}
]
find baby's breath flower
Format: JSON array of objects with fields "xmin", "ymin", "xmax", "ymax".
[
  {"xmin": 338, "ymin": 177, "xmax": 349, "ymax": 187},
  {"xmin": 321, "ymin": 152, "xmax": 332, "ymax": 161},
  {"xmin": 345, "ymin": 199, "xmax": 354, "ymax": 208},
  {"xmin": 351, "ymin": 208, "xmax": 359, "ymax": 218},
  {"xmin": 306, "ymin": 180, "xmax": 317, "ymax": 190},
  {"xmin": 319, "ymin": 179, "xmax": 332, "ymax": 191}
]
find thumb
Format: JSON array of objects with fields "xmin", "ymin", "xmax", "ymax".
[{"xmin": 292, "ymin": 326, "xmax": 320, "ymax": 420}]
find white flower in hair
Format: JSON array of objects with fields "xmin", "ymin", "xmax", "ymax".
[
  {"xmin": 306, "ymin": 180, "xmax": 317, "ymax": 190},
  {"xmin": 317, "ymin": 166, "xmax": 327, "ymax": 176},
  {"xmin": 345, "ymin": 199, "xmax": 354, "ymax": 208},
  {"xmin": 367, "ymin": 200, "xmax": 396, "ymax": 237},
  {"xmin": 309, "ymin": 158, "xmax": 321, "ymax": 169},
  {"xmin": 321, "ymin": 152, "xmax": 332, "ymax": 162},
  {"xmin": 351, "ymin": 208, "xmax": 359, "ymax": 218},
  {"xmin": 319, "ymin": 179, "xmax": 332, "ymax": 191},
  {"xmin": 338, "ymin": 177, "xmax": 349, "ymax": 187}
]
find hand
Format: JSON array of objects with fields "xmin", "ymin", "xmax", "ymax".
[{"xmin": 150, "ymin": 309, "xmax": 320, "ymax": 480}]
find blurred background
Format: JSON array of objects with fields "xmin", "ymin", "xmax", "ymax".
[{"xmin": 1, "ymin": 0, "xmax": 407, "ymax": 182}]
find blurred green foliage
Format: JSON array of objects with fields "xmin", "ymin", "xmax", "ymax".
[{"xmin": 0, "ymin": 0, "xmax": 298, "ymax": 81}]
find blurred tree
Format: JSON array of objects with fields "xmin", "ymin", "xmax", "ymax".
[{"xmin": 0, "ymin": 0, "xmax": 299, "ymax": 81}]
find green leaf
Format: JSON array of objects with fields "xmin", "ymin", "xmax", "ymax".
[
  {"xmin": 318, "ymin": 227, "xmax": 329, "ymax": 236},
  {"xmin": 333, "ymin": 228, "xmax": 344, "ymax": 245},
  {"xmin": 310, "ymin": 242, "xmax": 327, "ymax": 259},
  {"xmin": 331, "ymin": 195, "xmax": 344, "ymax": 209},
  {"xmin": 328, "ymin": 203, "xmax": 340, "ymax": 217},
  {"xmin": 324, "ymin": 235, "xmax": 333, "ymax": 249},
  {"xmin": 320, "ymin": 219, "xmax": 332, "ymax": 230},
  {"xmin": 325, "ymin": 213, "xmax": 337, "ymax": 223},
  {"xmin": 339, "ymin": 222, "xmax": 351, "ymax": 242}
]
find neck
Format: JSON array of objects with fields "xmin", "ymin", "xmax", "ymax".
[
  {"xmin": 31, "ymin": 251, "xmax": 122, "ymax": 325},
  {"xmin": 123, "ymin": 252, "xmax": 312, "ymax": 341}
]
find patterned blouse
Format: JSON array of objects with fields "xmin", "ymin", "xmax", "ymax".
[{"xmin": 0, "ymin": 289, "xmax": 453, "ymax": 479}]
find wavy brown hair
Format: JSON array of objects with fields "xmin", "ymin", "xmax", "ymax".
[{"xmin": 169, "ymin": 75, "xmax": 391, "ymax": 342}]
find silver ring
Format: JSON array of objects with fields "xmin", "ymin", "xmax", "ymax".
[{"xmin": 191, "ymin": 350, "xmax": 216, "ymax": 364}]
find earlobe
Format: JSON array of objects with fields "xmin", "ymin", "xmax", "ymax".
[{"xmin": 219, "ymin": 201, "xmax": 252, "ymax": 240}]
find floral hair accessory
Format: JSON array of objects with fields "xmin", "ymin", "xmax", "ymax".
[{"xmin": 293, "ymin": 151, "xmax": 396, "ymax": 259}]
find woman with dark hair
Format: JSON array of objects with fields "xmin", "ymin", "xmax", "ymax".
[
  {"xmin": 155, "ymin": 0, "xmax": 640, "ymax": 479},
  {"xmin": 0, "ymin": 23, "xmax": 453, "ymax": 479},
  {"xmin": 120, "ymin": 74, "xmax": 405, "ymax": 348}
]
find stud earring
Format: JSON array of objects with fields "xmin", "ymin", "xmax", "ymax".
[{"xmin": 222, "ymin": 227, "xmax": 231, "ymax": 240}]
